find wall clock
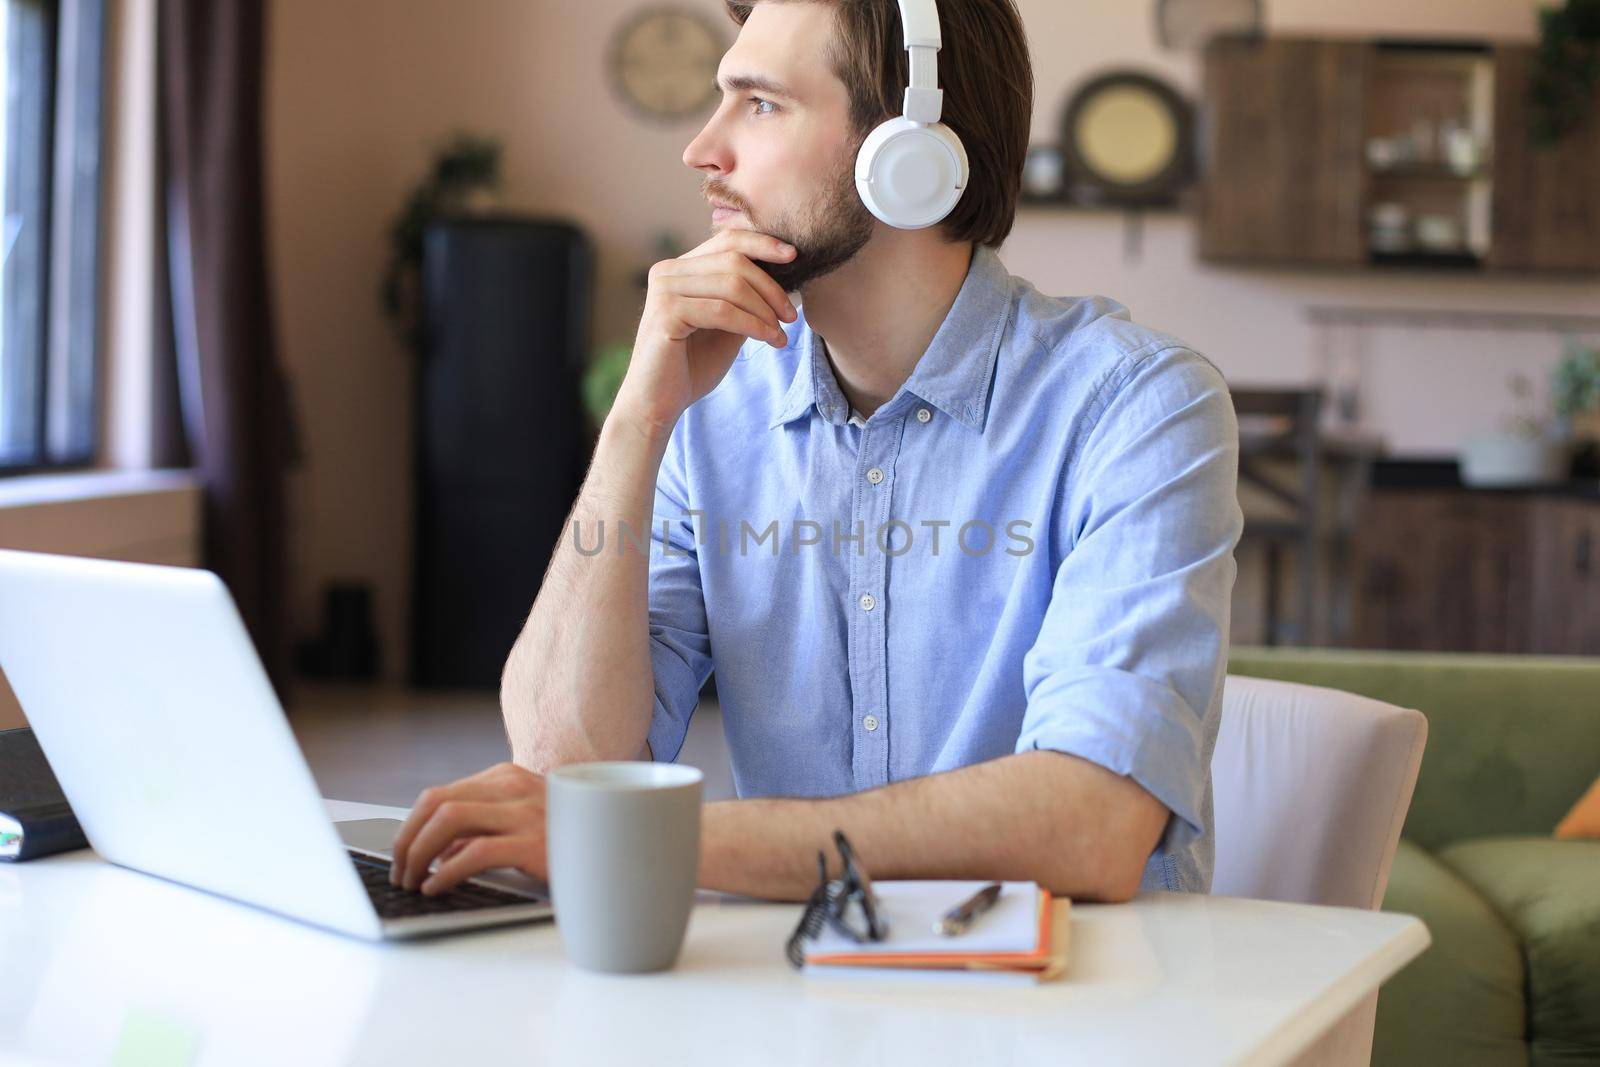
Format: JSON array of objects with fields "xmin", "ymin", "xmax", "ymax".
[
  {"xmin": 1155, "ymin": 0, "xmax": 1264, "ymax": 50},
  {"xmin": 608, "ymin": 7, "xmax": 726, "ymax": 122}
]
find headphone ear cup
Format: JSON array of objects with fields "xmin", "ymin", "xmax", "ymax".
[{"xmin": 854, "ymin": 116, "xmax": 969, "ymax": 230}]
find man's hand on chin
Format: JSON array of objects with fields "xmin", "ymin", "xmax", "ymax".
[{"xmin": 388, "ymin": 762, "xmax": 549, "ymax": 895}]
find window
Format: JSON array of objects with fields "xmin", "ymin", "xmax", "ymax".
[{"xmin": 0, "ymin": 0, "xmax": 104, "ymax": 474}]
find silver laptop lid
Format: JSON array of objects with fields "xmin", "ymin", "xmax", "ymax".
[{"xmin": 0, "ymin": 549, "xmax": 380, "ymax": 939}]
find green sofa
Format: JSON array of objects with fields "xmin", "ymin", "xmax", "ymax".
[{"xmin": 1228, "ymin": 647, "xmax": 1600, "ymax": 1067}]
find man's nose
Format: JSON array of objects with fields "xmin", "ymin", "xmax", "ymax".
[{"xmin": 683, "ymin": 110, "xmax": 732, "ymax": 174}]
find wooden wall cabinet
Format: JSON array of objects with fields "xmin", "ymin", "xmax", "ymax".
[
  {"xmin": 1200, "ymin": 37, "xmax": 1600, "ymax": 272},
  {"xmin": 1199, "ymin": 38, "xmax": 1369, "ymax": 265},
  {"xmin": 1351, "ymin": 491, "xmax": 1600, "ymax": 655},
  {"xmin": 1488, "ymin": 46, "xmax": 1600, "ymax": 272}
]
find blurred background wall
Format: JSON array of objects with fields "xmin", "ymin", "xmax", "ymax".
[{"xmin": 266, "ymin": 0, "xmax": 1600, "ymax": 679}]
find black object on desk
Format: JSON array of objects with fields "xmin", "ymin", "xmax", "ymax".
[{"xmin": 0, "ymin": 727, "xmax": 88, "ymax": 861}]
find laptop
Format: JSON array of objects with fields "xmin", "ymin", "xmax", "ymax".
[{"xmin": 0, "ymin": 548, "xmax": 552, "ymax": 940}]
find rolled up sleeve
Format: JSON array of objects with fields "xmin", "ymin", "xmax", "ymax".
[
  {"xmin": 645, "ymin": 419, "xmax": 714, "ymax": 763},
  {"xmin": 1016, "ymin": 346, "xmax": 1241, "ymax": 842}
]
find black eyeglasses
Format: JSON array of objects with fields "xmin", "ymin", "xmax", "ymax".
[{"xmin": 785, "ymin": 829, "xmax": 890, "ymax": 969}]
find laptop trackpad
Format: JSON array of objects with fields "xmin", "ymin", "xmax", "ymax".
[{"xmin": 335, "ymin": 818, "xmax": 549, "ymax": 898}]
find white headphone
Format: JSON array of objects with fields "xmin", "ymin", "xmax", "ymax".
[{"xmin": 854, "ymin": 0, "xmax": 969, "ymax": 230}]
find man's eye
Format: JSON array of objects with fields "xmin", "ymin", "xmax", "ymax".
[{"xmin": 748, "ymin": 96, "xmax": 777, "ymax": 116}]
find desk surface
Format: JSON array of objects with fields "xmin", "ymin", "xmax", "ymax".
[{"xmin": 0, "ymin": 799, "xmax": 1429, "ymax": 1067}]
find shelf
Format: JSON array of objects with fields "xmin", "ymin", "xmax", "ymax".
[
  {"xmin": 1366, "ymin": 250, "xmax": 1483, "ymax": 269},
  {"xmin": 1018, "ymin": 190, "xmax": 1185, "ymax": 213},
  {"xmin": 1369, "ymin": 164, "xmax": 1489, "ymax": 181},
  {"xmin": 1373, "ymin": 39, "xmax": 1492, "ymax": 58}
]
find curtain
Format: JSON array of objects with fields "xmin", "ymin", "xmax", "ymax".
[{"xmin": 156, "ymin": 0, "xmax": 301, "ymax": 697}]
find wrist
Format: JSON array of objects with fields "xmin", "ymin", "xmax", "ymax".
[
  {"xmin": 696, "ymin": 797, "xmax": 837, "ymax": 902},
  {"xmin": 604, "ymin": 400, "xmax": 678, "ymax": 451},
  {"xmin": 601, "ymin": 399, "xmax": 675, "ymax": 451},
  {"xmin": 699, "ymin": 800, "xmax": 784, "ymax": 897}
]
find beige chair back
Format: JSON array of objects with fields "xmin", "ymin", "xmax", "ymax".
[
  {"xmin": 1212, "ymin": 674, "xmax": 1428, "ymax": 1065},
  {"xmin": 1213, "ymin": 674, "xmax": 1427, "ymax": 907}
]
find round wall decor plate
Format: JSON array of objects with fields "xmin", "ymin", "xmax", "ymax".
[{"xmin": 1060, "ymin": 70, "xmax": 1195, "ymax": 206}]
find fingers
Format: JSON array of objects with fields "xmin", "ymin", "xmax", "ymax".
[
  {"xmin": 397, "ymin": 799, "xmax": 529, "ymax": 891},
  {"xmin": 661, "ymin": 274, "xmax": 792, "ymax": 347},
  {"xmin": 421, "ymin": 835, "xmax": 539, "ymax": 896},
  {"xmin": 390, "ymin": 782, "xmax": 484, "ymax": 885},
  {"xmin": 674, "ymin": 234, "xmax": 799, "ymax": 325},
  {"xmin": 705, "ymin": 250, "xmax": 798, "ymax": 326},
  {"xmin": 642, "ymin": 229, "xmax": 800, "ymax": 354},
  {"xmin": 656, "ymin": 249, "xmax": 795, "ymax": 324},
  {"xmin": 684, "ymin": 226, "xmax": 795, "ymax": 264},
  {"xmin": 389, "ymin": 763, "xmax": 536, "ymax": 885},
  {"xmin": 669, "ymin": 297, "xmax": 788, "ymax": 349}
]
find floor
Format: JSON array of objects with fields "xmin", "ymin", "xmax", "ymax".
[{"xmin": 290, "ymin": 683, "xmax": 736, "ymax": 808}]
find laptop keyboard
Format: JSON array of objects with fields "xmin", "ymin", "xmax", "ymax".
[{"xmin": 349, "ymin": 851, "xmax": 539, "ymax": 919}]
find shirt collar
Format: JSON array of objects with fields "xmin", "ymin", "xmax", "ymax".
[{"xmin": 767, "ymin": 244, "xmax": 1014, "ymax": 433}]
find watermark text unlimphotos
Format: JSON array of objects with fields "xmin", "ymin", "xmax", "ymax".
[{"xmin": 571, "ymin": 512, "xmax": 1036, "ymax": 558}]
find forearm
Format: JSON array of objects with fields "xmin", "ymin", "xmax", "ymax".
[
  {"xmin": 699, "ymin": 750, "xmax": 1169, "ymax": 903},
  {"xmin": 501, "ymin": 411, "xmax": 670, "ymax": 771}
]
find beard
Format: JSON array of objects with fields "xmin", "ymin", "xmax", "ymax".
[{"xmin": 703, "ymin": 154, "xmax": 875, "ymax": 294}]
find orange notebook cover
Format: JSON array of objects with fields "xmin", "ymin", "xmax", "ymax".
[{"xmin": 804, "ymin": 884, "xmax": 1068, "ymax": 978}]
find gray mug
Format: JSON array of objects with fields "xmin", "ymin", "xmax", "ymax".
[{"xmin": 545, "ymin": 761, "xmax": 704, "ymax": 973}]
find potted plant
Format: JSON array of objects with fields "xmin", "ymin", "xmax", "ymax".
[
  {"xmin": 380, "ymin": 132, "xmax": 503, "ymax": 353},
  {"xmin": 582, "ymin": 342, "xmax": 634, "ymax": 429},
  {"xmin": 579, "ymin": 230, "xmax": 690, "ymax": 433},
  {"xmin": 1554, "ymin": 339, "xmax": 1600, "ymax": 479},
  {"xmin": 1459, "ymin": 373, "xmax": 1568, "ymax": 487},
  {"xmin": 1531, "ymin": 0, "xmax": 1600, "ymax": 146},
  {"xmin": 1554, "ymin": 338, "xmax": 1600, "ymax": 440}
]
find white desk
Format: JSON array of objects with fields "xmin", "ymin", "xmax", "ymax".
[{"xmin": 0, "ymin": 799, "xmax": 1429, "ymax": 1067}]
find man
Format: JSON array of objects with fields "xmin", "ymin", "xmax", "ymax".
[{"xmin": 389, "ymin": 0, "xmax": 1241, "ymax": 904}]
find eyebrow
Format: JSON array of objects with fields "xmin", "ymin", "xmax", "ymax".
[{"xmin": 715, "ymin": 73, "xmax": 798, "ymax": 100}]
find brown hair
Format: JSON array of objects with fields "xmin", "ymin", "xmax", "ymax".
[{"xmin": 724, "ymin": 0, "xmax": 1033, "ymax": 248}]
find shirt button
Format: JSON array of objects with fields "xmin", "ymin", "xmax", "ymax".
[
  {"xmin": 916, "ymin": 407, "xmax": 932, "ymax": 423},
  {"xmin": 858, "ymin": 593, "xmax": 876, "ymax": 611},
  {"xmin": 866, "ymin": 467, "xmax": 884, "ymax": 485},
  {"xmin": 863, "ymin": 715, "xmax": 879, "ymax": 732}
]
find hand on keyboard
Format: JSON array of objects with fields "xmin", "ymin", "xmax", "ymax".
[{"xmin": 389, "ymin": 762, "xmax": 548, "ymax": 896}]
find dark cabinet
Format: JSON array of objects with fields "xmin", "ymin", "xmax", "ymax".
[
  {"xmin": 1352, "ymin": 490, "xmax": 1600, "ymax": 655},
  {"xmin": 413, "ymin": 218, "xmax": 591, "ymax": 687},
  {"xmin": 1529, "ymin": 499, "xmax": 1600, "ymax": 653},
  {"xmin": 1488, "ymin": 46, "xmax": 1600, "ymax": 272},
  {"xmin": 1199, "ymin": 38, "xmax": 1369, "ymax": 265}
]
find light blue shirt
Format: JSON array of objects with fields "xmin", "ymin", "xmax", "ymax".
[{"xmin": 641, "ymin": 244, "xmax": 1241, "ymax": 892}]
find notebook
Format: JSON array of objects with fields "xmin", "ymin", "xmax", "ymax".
[
  {"xmin": 0, "ymin": 727, "xmax": 89, "ymax": 862},
  {"xmin": 800, "ymin": 880, "xmax": 1068, "ymax": 981}
]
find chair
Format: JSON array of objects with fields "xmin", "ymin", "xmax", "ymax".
[
  {"xmin": 1233, "ymin": 388, "xmax": 1323, "ymax": 646},
  {"xmin": 1211, "ymin": 674, "xmax": 1429, "ymax": 1066}
]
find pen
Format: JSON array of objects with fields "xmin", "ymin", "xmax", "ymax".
[{"xmin": 934, "ymin": 882, "xmax": 1003, "ymax": 936}]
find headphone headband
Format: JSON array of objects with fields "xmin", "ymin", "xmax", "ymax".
[
  {"xmin": 897, "ymin": 0, "xmax": 944, "ymax": 124},
  {"xmin": 896, "ymin": 0, "xmax": 942, "ymax": 53}
]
